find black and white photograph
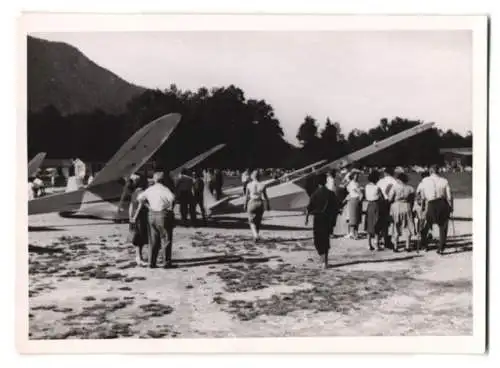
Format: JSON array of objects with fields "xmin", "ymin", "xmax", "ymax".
[{"xmin": 17, "ymin": 13, "xmax": 487, "ymax": 353}]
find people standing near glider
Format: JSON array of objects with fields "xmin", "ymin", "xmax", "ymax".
[
  {"xmin": 192, "ymin": 170, "xmax": 207, "ymax": 226},
  {"xmin": 325, "ymin": 170, "xmax": 340, "ymax": 238},
  {"xmin": 65, "ymin": 165, "xmax": 80, "ymax": 192},
  {"xmin": 244, "ymin": 170, "xmax": 270, "ymax": 242},
  {"xmin": 175, "ymin": 168, "xmax": 195, "ymax": 226},
  {"xmin": 72, "ymin": 157, "xmax": 86, "ymax": 189},
  {"xmin": 364, "ymin": 170, "xmax": 385, "ymax": 251},
  {"xmin": 28, "ymin": 177, "xmax": 36, "ymax": 200},
  {"xmin": 206, "ymin": 169, "xmax": 216, "ymax": 198},
  {"xmin": 376, "ymin": 166, "xmax": 398, "ymax": 249},
  {"xmin": 214, "ymin": 168, "xmax": 224, "ymax": 200},
  {"xmin": 132, "ymin": 172, "xmax": 176, "ymax": 269},
  {"xmin": 305, "ymin": 173, "xmax": 339, "ymax": 269},
  {"xmin": 413, "ymin": 170, "xmax": 430, "ymax": 237},
  {"xmin": 418, "ymin": 164, "xmax": 454, "ymax": 254},
  {"xmin": 344, "ymin": 170, "xmax": 363, "ymax": 240},
  {"xmin": 388, "ymin": 172, "xmax": 416, "ymax": 252},
  {"xmin": 128, "ymin": 174, "xmax": 149, "ymax": 267},
  {"xmin": 241, "ymin": 169, "xmax": 251, "ymax": 195}
]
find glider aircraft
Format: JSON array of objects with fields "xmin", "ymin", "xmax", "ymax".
[
  {"xmin": 223, "ymin": 159, "xmax": 327, "ymax": 198},
  {"xmin": 205, "ymin": 123, "xmax": 435, "ymax": 216},
  {"xmin": 28, "ymin": 113, "xmax": 183, "ymax": 219}
]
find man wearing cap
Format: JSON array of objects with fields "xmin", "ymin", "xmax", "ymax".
[
  {"xmin": 376, "ymin": 166, "xmax": 399, "ymax": 249},
  {"xmin": 418, "ymin": 164, "xmax": 453, "ymax": 254},
  {"xmin": 132, "ymin": 172, "xmax": 176, "ymax": 268}
]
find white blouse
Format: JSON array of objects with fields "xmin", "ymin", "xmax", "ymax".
[
  {"xmin": 346, "ymin": 180, "xmax": 363, "ymax": 200},
  {"xmin": 365, "ymin": 183, "xmax": 382, "ymax": 201}
]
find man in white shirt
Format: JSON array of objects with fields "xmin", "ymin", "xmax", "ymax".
[
  {"xmin": 133, "ymin": 172, "xmax": 176, "ymax": 268},
  {"xmin": 376, "ymin": 167, "xmax": 398, "ymax": 249},
  {"xmin": 418, "ymin": 164, "xmax": 453, "ymax": 254}
]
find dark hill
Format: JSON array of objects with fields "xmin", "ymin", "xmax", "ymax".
[{"xmin": 27, "ymin": 35, "xmax": 146, "ymax": 115}]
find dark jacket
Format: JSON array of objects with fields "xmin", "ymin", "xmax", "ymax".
[{"xmin": 307, "ymin": 186, "xmax": 339, "ymax": 216}]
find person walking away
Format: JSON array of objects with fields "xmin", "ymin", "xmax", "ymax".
[
  {"xmin": 305, "ymin": 173, "xmax": 339, "ymax": 269},
  {"xmin": 387, "ymin": 172, "xmax": 416, "ymax": 252},
  {"xmin": 325, "ymin": 170, "xmax": 340, "ymax": 238},
  {"xmin": 244, "ymin": 170, "xmax": 270, "ymax": 242},
  {"xmin": 364, "ymin": 170, "xmax": 385, "ymax": 251},
  {"xmin": 241, "ymin": 169, "xmax": 251, "ymax": 196},
  {"xmin": 192, "ymin": 170, "xmax": 207, "ymax": 226},
  {"xmin": 376, "ymin": 166, "xmax": 399, "ymax": 249},
  {"xmin": 132, "ymin": 172, "xmax": 176, "ymax": 269},
  {"xmin": 175, "ymin": 169, "xmax": 195, "ymax": 226},
  {"xmin": 418, "ymin": 164, "xmax": 453, "ymax": 254},
  {"xmin": 345, "ymin": 170, "xmax": 363, "ymax": 239},
  {"xmin": 214, "ymin": 169, "xmax": 224, "ymax": 200},
  {"xmin": 128, "ymin": 174, "xmax": 149, "ymax": 267}
]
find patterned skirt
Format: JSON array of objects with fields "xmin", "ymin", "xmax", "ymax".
[
  {"xmin": 390, "ymin": 201, "xmax": 416, "ymax": 236},
  {"xmin": 346, "ymin": 198, "xmax": 362, "ymax": 226}
]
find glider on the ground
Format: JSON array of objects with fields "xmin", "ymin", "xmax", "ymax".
[
  {"xmin": 223, "ymin": 159, "xmax": 327, "ymax": 198},
  {"xmin": 28, "ymin": 113, "xmax": 183, "ymax": 219},
  {"xmin": 205, "ymin": 123, "xmax": 435, "ymax": 215},
  {"xmin": 32, "ymin": 140, "xmax": 226, "ymax": 221}
]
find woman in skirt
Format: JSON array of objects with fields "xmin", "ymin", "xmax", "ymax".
[
  {"xmin": 345, "ymin": 170, "xmax": 364, "ymax": 239},
  {"xmin": 413, "ymin": 171, "xmax": 430, "ymax": 236},
  {"xmin": 388, "ymin": 172, "xmax": 416, "ymax": 252},
  {"xmin": 244, "ymin": 170, "xmax": 270, "ymax": 242},
  {"xmin": 128, "ymin": 174, "xmax": 150, "ymax": 266},
  {"xmin": 364, "ymin": 170, "xmax": 385, "ymax": 251}
]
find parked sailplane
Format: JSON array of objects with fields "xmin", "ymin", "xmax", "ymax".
[
  {"xmin": 205, "ymin": 122, "xmax": 435, "ymax": 216},
  {"xmin": 28, "ymin": 113, "xmax": 183, "ymax": 218},
  {"xmin": 223, "ymin": 159, "xmax": 327, "ymax": 197},
  {"xmin": 28, "ymin": 152, "xmax": 46, "ymax": 178}
]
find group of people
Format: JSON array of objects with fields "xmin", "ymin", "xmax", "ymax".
[
  {"xmin": 204, "ymin": 168, "xmax": 224, "ymax": 200},
  {"xmin": 306, "ymin": 164, "xmax": 454, "ymax": 268},
  {"xmin": 126, "ymin": 168, "xmax": 272, "ymax": 268},
  {"xmin": 124, "ymin": 162, "xmax": 454, "ymax": 270}
]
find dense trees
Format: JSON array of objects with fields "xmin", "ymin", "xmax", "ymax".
[
  {"xmin": 296, "ymin": 115, "xmax": 472, "ymax": 167},
  {"xmin": 28, "ymin": 85, "xmax": 472, "ymax": 170}
]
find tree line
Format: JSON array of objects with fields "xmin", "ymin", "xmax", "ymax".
[{"xmin": 28, "ymin": 84, "xmax": 472, "ymax": 170}]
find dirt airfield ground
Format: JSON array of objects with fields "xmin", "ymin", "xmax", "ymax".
[{"xmin": 27, "ymin": 197, "xmax": 472, "ymax": 339}]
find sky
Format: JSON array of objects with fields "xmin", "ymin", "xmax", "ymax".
[{"xmin": 33, "ymin": 31, "xmax": 472, "ymax": 145}]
